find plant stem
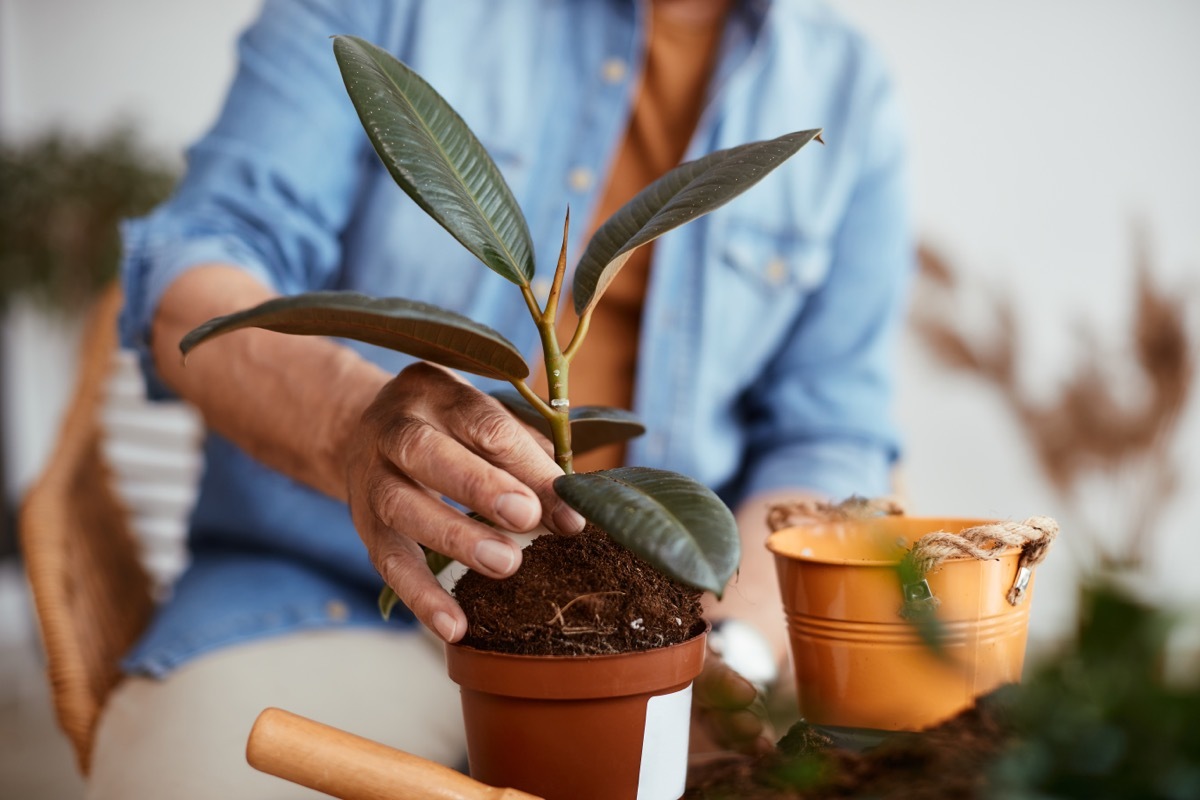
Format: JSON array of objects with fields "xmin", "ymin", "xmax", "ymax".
[
  {"xmin": 563, "ymin": 308, "xmax": 593, "ymax": 363},
  {"xmin": 543, "ymin": 208, "xmax": 570, "ymax": 327},
  {"xmin": 511, "ymin": 378, "xmax": 554, "ymax": 418},
  {"xmin": 540, "ymin": 339, "xmax": 573, "ymax": 475},
  {"xmin": 518, "ymin": 209, "xmax": 575, "ymax": 474}
]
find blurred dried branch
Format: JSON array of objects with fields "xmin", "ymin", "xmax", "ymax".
[{"xmin": 912, "ymin": 234, "xmax": 1196, "ymax": 567}]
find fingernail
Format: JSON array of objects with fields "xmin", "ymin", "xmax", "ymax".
[
  {"xmin": 432, "ymin": 611, "xmax": 459, "ymax": 642},
  {"xmin": 554, "ymin": 504, "xmax": 587, "ymax": 534},
  {"xmin": 495, "ymin": 492, "xmax": 539, "ymax": 530},
  {"xmin": 475, "ymin": 538, "xmax": 517, "ymax": 575}
]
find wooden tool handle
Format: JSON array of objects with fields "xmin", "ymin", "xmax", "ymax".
[{"xmin": 246, "ymin": 707, "xmax": 542, "ymax": 800}]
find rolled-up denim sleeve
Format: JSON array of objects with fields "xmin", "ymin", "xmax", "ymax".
[
  {"xmin": 119, "ymin": 0, "xmax": 385, "ymax": 398},
  {"xmin": 740, "ymin": 62, "xmax": 914, "ymax": 503}
]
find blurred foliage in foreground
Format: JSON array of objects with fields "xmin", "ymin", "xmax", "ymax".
[
  {"xmin": 688, "ymin": 580, "xmax": 1200, "ymax": 799},
  {"xmin": 990, "ymin": 579, "xmax": 1200, "ymax": 799}
]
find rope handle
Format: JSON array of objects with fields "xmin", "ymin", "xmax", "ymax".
[
  {"xmin": 766, "ymin": 495, "xmax": 905, "ymax": 533},
  {"xmin": 904, "ymin": 516, "xmax": 1059, "ymax": 606}
]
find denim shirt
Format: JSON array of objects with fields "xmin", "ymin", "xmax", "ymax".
[{"xmin": 119, "ymin": 0, "xmax": 912, "ymax": 677}]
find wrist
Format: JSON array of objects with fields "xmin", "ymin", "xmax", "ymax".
[{"xmin": 314, "ymin": 348, "xmax": 390, "ymax": 502}]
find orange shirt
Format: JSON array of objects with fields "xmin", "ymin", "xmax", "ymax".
[{"xmin": 533, "ymin": 1, "xmax": 729, "ymax": 472}]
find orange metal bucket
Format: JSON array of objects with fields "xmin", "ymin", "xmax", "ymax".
[{"xmin": 767, "ymin": 516, "xmax": 1035, "ymax": 731}]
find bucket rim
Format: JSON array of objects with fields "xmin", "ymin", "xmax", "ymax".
[{"xmin": 766, "ymin": 516, "xmax": 1018, "ymax": 566}]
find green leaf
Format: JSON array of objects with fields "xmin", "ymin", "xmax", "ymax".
[
  {"xmin": 332, "ymin": 35, "xmax": 534, "ymax": 286},
  {"xmin": 490, "ymin": 390, "xmax": 646, "ymax": 455},
  {"xmin": 378, "ymin": 585, "xmax": 400, "ymax": 621},
  {"xmin": 553, "ymin": 467, "xmax": 740, "ymax": 595},
  {"xmin": 379, "ymin": 547, "xmax": 454, "ymax": 620},
  {"xmin": 423, "ymin": 546, "xmax": 454, "ymax": 576},
  {"xmin": 180, "ymin": 291, "xmax": 529, "ymax": 381},
  {"xmin": 573, "ymin": 129, "xmax": 823, "ymax": 315}
]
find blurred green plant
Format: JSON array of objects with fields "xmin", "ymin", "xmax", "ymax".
[
  {"xmin": 0, "ymin": 126, "xmax": 176, "ymax": 313},
  {"xmin": 989, "ymin": 579, "xmax": 1200, "ymax": 800},
  {"xmin": 688, "ymin": 583, "xmax": 1199, "ymax": 798}
]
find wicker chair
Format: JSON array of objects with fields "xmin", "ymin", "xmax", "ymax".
[{"xmin": 20, "ymin": 284, "xmax": 182, "ymax": 774}]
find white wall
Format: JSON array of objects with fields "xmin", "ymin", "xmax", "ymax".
[
  {"xmin": 0, "ymin": 0, "xmax": 260, "ymax": 150},
  {"xmin": 2, "ymin": 0, "xmax": 1198, "ymax": 648},
  {"xmin": 0, "ymin": 0, "xmax": 259, "ymax": 501},
  {"xmin": 825, "ymin": 0, "xmax": 1200, "ymax": 645}
]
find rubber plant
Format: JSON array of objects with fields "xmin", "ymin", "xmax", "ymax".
[{"xmin": 181, "ymin": 36, "xmax": 822, "ymax": 612}]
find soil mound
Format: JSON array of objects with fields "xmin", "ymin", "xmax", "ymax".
[{"xmin": 454, "ymin": 525, "xmax": 705, "ymax": 656}]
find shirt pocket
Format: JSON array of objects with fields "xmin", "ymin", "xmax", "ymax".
[
  {"xmin": 706, "ymin": 218, "xmax": 832, "ymax": 385},
  {"xmin": 719, "ymin": 217, "xmax": 831, "ymax": 294}
]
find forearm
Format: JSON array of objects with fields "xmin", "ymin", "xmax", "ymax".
[
  {"xmin": 693, "ymin": 489, "xmax": 822, "ymax": 754},
  {"xmin": 150, "ymin": 264, "xmax": 390, "ymax": 502},
  {"xmin": 703, "ymin": 488, "xmax": 824, "ymax": 665}
]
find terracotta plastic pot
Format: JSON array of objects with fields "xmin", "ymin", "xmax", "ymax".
[
  {"xmin": 445, "ymin": 626, "xmax": 708, "ymax": 800},
  {"xmin": 767, "ymin": 516, "xmax": 1035, "ymax": 731}
]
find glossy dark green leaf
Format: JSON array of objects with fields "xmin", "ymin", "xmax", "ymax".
[
  {"xmin": 180, "ymin": 291, "xmax": 529, "ymax": 381},
  {"xmin": 379, "ymin": 546, "xmax": 461, "ymax": 619},
  {"xmin": 423, "ymin": 546, "xmax": 455, "ymax": 576},
  {"xmin": 553, "ymin": 467, "xmax": 739, "ymax": 595},
  {"xmin": 378, "ymin": 585, "xmax": 400, "ymax": 621},
  {"xmin": 573, "ymin": 129, "xmax": 823, "ymax": 315},
  {"xmin": 490, "ymin": 390, "xmax": 646, "ymax": 455},
  {"xmin": 333, "ymin": 35, "xmax": 534, "ymax": 286}
]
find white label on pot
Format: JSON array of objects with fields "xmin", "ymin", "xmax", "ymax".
[{"xmin": 636, "ymin": 683, "xmax": 692, "ymax": 800}]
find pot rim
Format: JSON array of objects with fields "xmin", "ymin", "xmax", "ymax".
[
  {"xmin": 446, "ymin": 622, "xmax": 710, "ymax": 700},
  {"xmin": 446, "ymin": 620, "xmax": 708, "ymax": 662},
  {"xmin": 766, "ymin": 516, "xmax": 1018, "ymax": 567}
]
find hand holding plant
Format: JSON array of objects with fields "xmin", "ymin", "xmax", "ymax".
[
  {"xmin": 343, "ymin": 361, "xmax": 585, "ymax": 641},
  {"xmin": 180, "ymin": 35, "xmax": 822, "ymax": 638}
]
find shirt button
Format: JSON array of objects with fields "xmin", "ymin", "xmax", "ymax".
[
  {"xmin": 601, "ymin": 58, "xmax": 628, "ymax": 84},
  {"xmin": 326, "ymin": 600, "xmax": 349, "ymax": 623},
  {"xmin": 765, "ymin": 257, "xmax": 788, "ymax": 286},
  {"xmin": 531, "ymin": 278, "xmax": 552, "ymax": 302},
  {"xmin": 568, "ymin": 166, "xmax": 594, "ymax": 192}
]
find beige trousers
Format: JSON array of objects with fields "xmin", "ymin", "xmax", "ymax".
[{"xmin": 87, "ymin": 627, "xmax": 465, "ymax": 799}]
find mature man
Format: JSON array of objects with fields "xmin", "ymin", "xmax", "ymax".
[{"xmin": 91, "ymin": 1, "xmax": 911, "ymax": 796}]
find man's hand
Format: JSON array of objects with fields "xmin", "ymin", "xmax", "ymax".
[
  {"xmin": 690, "ymin": 490, "xmax": 822, "ymax": 756},
  {"xmin": 345, "ymin": 362, "xmax": 585, "ymax": 643},
  {"xmin": 692, "ymin": 654, "xmax": 774, "ymax": 755},
  {"xmin": 153, "ymin": 267, "xmax": 585, "ymax": 646}
]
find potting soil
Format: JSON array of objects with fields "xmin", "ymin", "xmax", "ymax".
[
  {"xmin": 684, "ymin": 693, "xmax": 1013, "ymax": 799},
  {"xmin": 453, "ymin": 525, "xmax": 705, "ymax": 655}
]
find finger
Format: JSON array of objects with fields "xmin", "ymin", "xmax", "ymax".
[
  {"xmin": 375, "ymin": 412, "xmax": 544, "ymax": 532},
  {"xmin": 696, "ymin": 659, "xmax": 760, "ymax": 711},
  {"xmin": 697, "ymin": 708, "xmax": 772, "ymax": 755},
  {"xmin": 366, "ymin": 524, "xmax": 467, "ymax": 643},
  {"xmin": 706, "ymin": 708, "xmax": 767, "ymax": 743},
  {"xmin": 364, "ymin": 467, "xmax": 523, "ymax": 579},
  {"xmin": 389, "ymin": 364, "xmax": 585, "ymax": 535},
  {"xmin": 428, "ymin": 378, "xmax": 585, "ymax": 534},
  {"xmin": 508, "ymin": 415, "xmax": 556, "ymax": 460}
]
